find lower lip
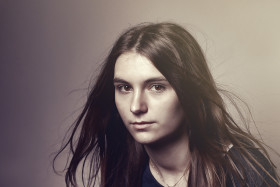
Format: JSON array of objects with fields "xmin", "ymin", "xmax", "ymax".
[{"xmin": 131, "ymin": 123, "xmax": 154, "ymax": 130}]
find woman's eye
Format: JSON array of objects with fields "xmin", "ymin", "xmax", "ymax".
[
  {"xmin": 117, "ymin": 85, "xmax": 132, "ymax": 92},
  {"xmin": 151, "ymin": 84, "xmax": 165, "ymax": 92}
]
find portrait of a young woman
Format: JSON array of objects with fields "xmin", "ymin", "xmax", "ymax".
[{"xmin": 54, "ymin": 22, "xmax": 279, "ymax": 187}]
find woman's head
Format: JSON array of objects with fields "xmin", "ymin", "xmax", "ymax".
[{"xmin": 106, "ymin": 22, "xmax": 224, "ymax": 148}]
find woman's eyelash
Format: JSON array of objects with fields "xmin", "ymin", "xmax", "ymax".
[
  {"xmin": 116, "ymin": 84, "xmax": 132, "ymax": 92},
  {"xmin": 150, "ymin": 84, "xmax": 166, "ymax": 92},
  {"xmin": 115, "ymin": 84, "xmax": 166, "ymax": 93}
]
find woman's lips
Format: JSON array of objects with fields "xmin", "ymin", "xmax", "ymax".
[
  {"xmin": 132, "ymin": 121, "xmax": 154, "ymax": 125},
  {"xmin": 131, "ymin": 121, "xmax": 154, "ymax": 129}
]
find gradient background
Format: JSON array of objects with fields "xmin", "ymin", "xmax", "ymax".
[{"xmin": 1, "ymin": 1, "xmax": 280, "ymax": 186}]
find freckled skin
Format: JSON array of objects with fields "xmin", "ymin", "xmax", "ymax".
[{"xmin": 114, "ymin": 52, "xmax": 186, "ymax": 145}]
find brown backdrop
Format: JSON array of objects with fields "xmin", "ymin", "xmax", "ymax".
[{"xmin": 1, "ymin": 1, "xmax": 279, "ymax": 186}]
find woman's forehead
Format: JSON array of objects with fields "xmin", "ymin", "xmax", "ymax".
[{"xmin": 114, "ymin": 52, "xmax": 164, "ymax": 81}]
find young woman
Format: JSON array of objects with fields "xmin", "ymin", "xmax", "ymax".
[{"xmin": 54, "ymin": 22, "xmax": 279, "ymax": 187}]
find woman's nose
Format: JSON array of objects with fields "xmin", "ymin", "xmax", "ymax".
[{"xmin": 130, "ymin": 91, "xmax": 148, "ymax": 115}]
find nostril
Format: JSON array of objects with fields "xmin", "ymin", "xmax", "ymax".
[
  {"xmin": 130, "ymin": 91, "xmax": 148, "ymax": 114},
  {"xmin": 130, "ymin": 100, "xmax": 148, "ymax": 114},
  {"xmin": 130, "ymin": 103, "xmax": 147, "ymax": 114}
]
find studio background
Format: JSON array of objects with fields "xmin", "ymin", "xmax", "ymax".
[{"xmin": 1, "ymin": 1, "xmax": 279, "ymax": 186}]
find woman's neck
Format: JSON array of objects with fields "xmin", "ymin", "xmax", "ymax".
[
  {"xmin": 144, "ymin": 132, "xmax": 190, "ymax": 186},
  {"xmin": 144, "ymin": 133, "xmax": 190, "ymax": 172}
]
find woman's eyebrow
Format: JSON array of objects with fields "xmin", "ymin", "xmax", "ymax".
[
  {"xmin": 113, "ymin": 77, "xmax": 168, "ymax": 84},
  {"xmin": 144, "ymin": 77, "xmax": 168, "ymax": 84},
  {"xmin": 113, "ymin": 77, "xmax": 129, "ymax": 84}
]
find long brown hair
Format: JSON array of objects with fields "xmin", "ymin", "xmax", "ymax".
[{"xmin": 53, "ymin": 22, "xmax": 279, "ymax": 186}]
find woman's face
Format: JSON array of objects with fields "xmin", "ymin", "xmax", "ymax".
[{"xmin": 114, "ymin": 52, "xmax": 185, "ymax": 145}]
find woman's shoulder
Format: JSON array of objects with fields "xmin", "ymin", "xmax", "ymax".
[
  {"xmin": 227, "ymin": 146, "xmax": 278, "ymax": 186},
  {"xmin": 141, "ymin": 146, "xmax": 278, "ymax": 187}
]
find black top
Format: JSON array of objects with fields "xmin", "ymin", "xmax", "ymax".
[{"xmin": 141, "ymin": 147, "xmax": 278, "ymax": 187}]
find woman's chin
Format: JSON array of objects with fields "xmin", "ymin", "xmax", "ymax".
[{"xmin": 132, "ymin": 133, "xmax": 158, "ymax": 145}]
